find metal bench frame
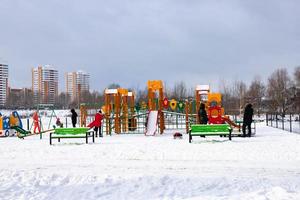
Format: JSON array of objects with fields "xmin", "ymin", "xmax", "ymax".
[{"xmin": 50, "ymin": 130, "xmax": 95, "ymax": 145}]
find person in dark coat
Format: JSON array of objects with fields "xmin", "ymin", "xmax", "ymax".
[
  {"xmin": 71, "ymin": 109, "xmax": 78, "ymax": 128},
  {"xmin": 198, "ymin": 103, "xmax": 208, "ymax": 124},
  {"xmin": 242, "ymin": 103, "xmax": 254, "ymax": 137}
]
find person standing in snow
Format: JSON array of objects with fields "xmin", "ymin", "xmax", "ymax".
[
  {"xmin": 88, "ymin": 110, "xmax": 104, "ymax": 137},
  {"xmin": 71, "ymin": 109, "xmax": 78, "ymax": 128},
  {"xmin": 242, "ymin": 103, "xmax": 254, "ymax": 137},
  {"xmin": 198, "ymin": 103, "xmax": 208, "ymax": 124},
  {"xmin": 33, "ymin": 111, "xmax": 41, "ymax": 134}
]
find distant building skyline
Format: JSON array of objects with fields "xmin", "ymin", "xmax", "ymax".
[
  {"xmin": 66, "ymin": 71, "xmax": 90, "ymax": 103},
  {"xmin": 7, "ymin": 87, "xmax": 33, "ymax": 108},
  {"xmin": 0, "ymin": 63, "xmax": 8, "ymax": 106},
  {"xmin": 32, "ymin": 65, "xmax": 58, "ymax": 105}
]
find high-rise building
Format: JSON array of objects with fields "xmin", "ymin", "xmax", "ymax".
[
  {"xmin": 32, "ymin": 65, "xmax": 58, "ymax": 105},
  {"xmin": 0, "ymin": 63, "xmax": 8, "ymax": 107},
  {"xmin": 66, "ymin": 71, "xmax": 90, "ymax": 102}
]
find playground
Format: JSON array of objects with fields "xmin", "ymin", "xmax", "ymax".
[
  {"xmin": 0, "ymin": 81, "xmax": 248, "ymax": 143},
  {"xmin": 0, "ymin": 81, "xmax": 300, "ymax": 199}
]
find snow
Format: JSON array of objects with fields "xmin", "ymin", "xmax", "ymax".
[{"xmin": 0, "ymin": 123, "xmax": 300, "ymax": 200}]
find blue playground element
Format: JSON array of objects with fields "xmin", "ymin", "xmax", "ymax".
[{"xmin": 3, "ymin": 117, "xmax": 10, "ymax": 130}]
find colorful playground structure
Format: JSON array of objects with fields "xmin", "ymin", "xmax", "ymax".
[
  {"xmin": 0, "ymin": 81, "xmax": 246, "ymax": 143},
  {"xmin": 0, "ymin": 111, "xmax": 23, "ymax": 137},
  {"xmin": 89, "ymin": 81, "xmax": 242, "ymax": 136},
  {"xmin": 0, "ymin": 104, "xmax": 58, "ymax": 138}
]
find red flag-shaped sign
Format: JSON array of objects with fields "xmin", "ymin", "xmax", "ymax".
[{"xmin": 163, "ymin": 97, "xmax": 169, "ymax": 109}]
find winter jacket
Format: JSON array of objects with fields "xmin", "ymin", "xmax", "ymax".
[
  {"xmin": 198, "ymin": 108, "xmax": 208, "ymax": 124},
  {"xmin": 88, "ymin": 113, "xmax": 104, "ymax": 128},
  {"xmin": 243, "ymin": 104, "xmax": 254, "ymax": 125},
  {"xmin": 71, "ymin": 110, "xmax": 78, "ymax": 124},
  {"xmin": 33, "ymin": 112, "xmax": 39, "ymax": 124}
]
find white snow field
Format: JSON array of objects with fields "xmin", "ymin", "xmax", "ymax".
[{"xmin": 0, "ymin": 123, "xmax": 300, "ymax": 200}]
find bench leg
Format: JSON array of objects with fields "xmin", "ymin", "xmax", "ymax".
[
  {"xmin": 189, "ymin": 131, "xmax": 192, "ymax": 143},
  {"xmin": 86, "ymin": 133, "xmax": 88, "ymax": 144},
  {"xmin": 50, "ymin": 133, "xmax": 52, "ymax": 145},
  {"xmin": 58, "ymin": 138, "xmax": 60, "ymax": 142},
  {"xmin": 229, "ymin": 130, "xmax": 232, "ymax": 140},
  {"xmin": 93, "ymin": 131, "xmax": 95, "ymax": 143}
]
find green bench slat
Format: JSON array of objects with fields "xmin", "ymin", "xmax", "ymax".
[
  {"xmin": 54, "ymin": 128, "xmax": 90, "ymax": 135},
  {"xmin": 191, "ymin": 124, "xmax": 231, "ymax": 135}
]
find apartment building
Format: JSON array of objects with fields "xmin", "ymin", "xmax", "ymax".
[
  {"xmin": 66, "ymin": 71, "xmax": 90, "ymax": 102},
  {"xmin": 32, "ymin": 65, "xmax": 58, "ymax": 105},
  {"xmin": 0, "ymin": 63, "xmax": 8, "ymax": 106}
]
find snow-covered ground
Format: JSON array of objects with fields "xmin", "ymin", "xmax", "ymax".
[{"xmin": 0, "ymin": 123, "xmax": 300, "ymax": 200}]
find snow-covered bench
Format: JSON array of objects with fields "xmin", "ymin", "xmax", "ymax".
[
  {"xmin": 189, "ymin": 124, "xmax": 232, "ymax": 143},
  {"xmin": 50, "ymin": 128, "xmax": 95, "ymax": 145}
]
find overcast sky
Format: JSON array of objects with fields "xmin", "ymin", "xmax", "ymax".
[{"xmin": 0, "ymin": 0, "xmax": 299, "ymax": 92}]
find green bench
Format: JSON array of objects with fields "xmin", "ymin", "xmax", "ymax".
[
  {"xmin": 50, "ymin": 128, "xmax": 95, "ymax": 145},
  {"xmin": 189, "ymin": 124, "xmax": 232, "ymax": 143}
]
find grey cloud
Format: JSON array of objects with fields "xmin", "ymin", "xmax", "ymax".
[{"xmin": 0, "ymin": 0, "xmax": 299, "ymax": 91}]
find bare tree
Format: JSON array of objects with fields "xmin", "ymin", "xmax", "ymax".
[
  {"xmin": 171, "ymin": 81, "xmax": 187, "ymax": 99},
  {"xmin": 246, "ymin": 76, "xmax": 265, "ymax": 116},
  {"xmin": 267, "ymin": 68, "xmax": 292, "ymax": 114},
  {"xmin": 232, "ymin": 80, "xmax": 248, "ymax": 115},
  {"xmin": 295, "ymin": 66, "xmax": 300, "ymax": 87},
  {"xmin": 218, "ymin": 79, "xmax": 248, "ymax": 115},
  {"xmin": 219, "ymin": 79, "xmax": 234, "ymax": 114},
  {"xmin": 56, "ymin": 92, "xmax": 73, "ymax": 109},
  {"xmin": 107, "ymin": 83, "xmax": 121, "ymax": 89}
]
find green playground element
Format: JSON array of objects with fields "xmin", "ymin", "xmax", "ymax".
[
  {"xmin": 13, "ymin": 126, "xmax": 54, "ymax": 138},
  {"xmin": 11, "ymin": 126, "xmax": 32, "ymax": 138},
  {"xmin": 54, "ymin": 128, "xmax": 90, "ymax": 135},
  {"xmin": 189, "ymin": 124, "xmax": 232, "ymax": 143},
  {"xmin": 177, "ymin": 101, "xmax": 185, "ymax": 111}
]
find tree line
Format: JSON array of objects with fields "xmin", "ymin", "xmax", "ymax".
[{"xmin": 5, "ymin": 67, "xmax": 300, "ymax": 114}]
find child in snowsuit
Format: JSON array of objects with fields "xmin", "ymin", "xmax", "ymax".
[
  {"xmin": 33, "ymin": 112, "xmax": 41, "ymax": 134},
  {"xmin": 56, "ymin": 118, "xmax": 63, "ymax": 128}
]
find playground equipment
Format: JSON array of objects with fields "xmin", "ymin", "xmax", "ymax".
[
  {"xmin": 31, "ymin": 104, "xmax": 58, "ymax": 130},
  {"xmin": 104, "ymin": 88, "xmax": 136, "ymax": 134},
  {"xmin": 80, "ymin": 103, "xmax": 103, "ymax": 127},
  {"xmin": 194, "ymin": 85, "xmax": 241, "ymax": 129},
  {"xmin": 0, "ymin": 111, "xmax": 22, "ymax": 137},
  {"xmin": 30, "ymin": 104, "xmax": 58, "ymax": 139},
  {"xmin": 207, "ymin": 93, "xmax": 224, "ymax": 124},
  {"xmin": 145, "ymin": 111, "xmax": 158, "ymax": 136},
  {"xmin": 147, "ymin": 80, "xmax": 165, "ymax": 134}
]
